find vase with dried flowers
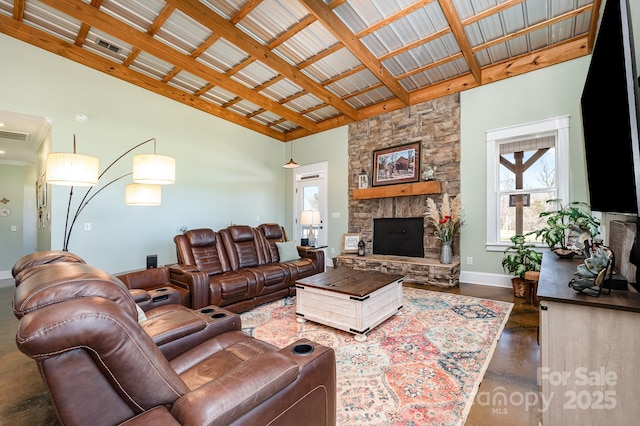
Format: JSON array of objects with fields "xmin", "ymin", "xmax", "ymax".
[{"xmin": 426, "ymin": 193, "xmax": 463, "ymax": 264}]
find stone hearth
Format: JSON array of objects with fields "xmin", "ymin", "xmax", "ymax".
[{"xmin": 335, "ymin": 254, "xmax": 460, "ymax": 287}]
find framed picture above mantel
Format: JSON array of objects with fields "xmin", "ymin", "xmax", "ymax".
[{"xmin": 372, "ymin": 142, "xmax": 420, "ymax": 187}]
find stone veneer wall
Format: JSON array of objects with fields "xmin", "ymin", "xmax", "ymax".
[{"xmin": 348, "ymin": 93, "xmax": 461, "ymax": 260}]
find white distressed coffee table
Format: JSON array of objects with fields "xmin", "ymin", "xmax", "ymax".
[{"xmin": 295, "ymin": 268, "xmax": 404, "ymax": 342}]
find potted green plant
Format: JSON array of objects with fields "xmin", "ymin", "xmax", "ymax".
[
  {"xmin": 502, "ymin": 234, "xmax": 542, "ymax": 298},
  {"xmin": 531, "ymin": 199, "xmax": 600, "ymax": 257}
]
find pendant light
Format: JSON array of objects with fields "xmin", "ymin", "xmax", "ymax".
[{"xmin": 282, "ymin": 141, "xmax": 300, "ymax": 169}]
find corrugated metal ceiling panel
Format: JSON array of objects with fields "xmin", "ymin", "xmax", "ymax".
[
  {"xmin": 100, "ymin": 0, "xmax": 164, "ymax": 32},
  {"xmin": 130, "ymin": 51, "xmax": 175, "ymax": 80},
  {"xmin": 199, "ymin": 0, "xmax": 243, "ymax": 20},
  {"xmin": 227, "ymin": 99, "xmax": 262, "ymax": 116},
  {"xmin": 302, "ymin": 48, "xmax": 362, "ymax": 83},
  {"xmin": 167, "ymin": 70, "xmax": 208, "ymax": 94},
  {"xmin": 154, "ymin": 9, "xmax": 212, "ymax": 55},
  {"xmin": 304, "ymin": 105, "xmax": 342, "ymax": 122},
  {"xmin": 23, "ymin": 1, "xmax": 81, "ymax": 44},
  {"xmin": 275, "ymin": 21, "xmax": 339, "ymax": 66},
  {"xmin": 201, "ymin": 85, "xmax": 239, "ymax": 105},
  {"xmin": 345, "ymin": 86, "xmax": 395, "ymax": 109},
  {"xmin": 232, "ymin": 61, "xmax": 280, "ymax": 89},
  {"xmin": 326, "ymin": 69, "xmax": 382, "ymax": 97},
  {"xmin": 259, "ymin": 78, "xmax": 304, "ymax": 103},
  {"xmin": 198, "ymin": 38, "xmax": 250, "ymax": 73},
  {"xmin": 284, "ymin": 93, "xmax": 324, "ymax": 113}
]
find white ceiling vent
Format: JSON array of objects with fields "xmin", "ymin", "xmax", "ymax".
[
  {"xmin": 0, "ymin": 130, "xmax": 29, "ymax": 141},
  {"xmin": 96, "ymin": 38, "xmax": 122, "ymax": 54}
]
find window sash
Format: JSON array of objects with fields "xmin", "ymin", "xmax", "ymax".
[{"xmin": 486, "ymin": 116, "xmax": 570, "ymax": 251}]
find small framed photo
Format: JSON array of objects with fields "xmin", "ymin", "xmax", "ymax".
[
  {"xmin": 373, "ymin": 142, "xmax": 420, "ymax": 187},
  {"xmin": 37, "ymin": 172, "xmax": 47, "ymax": 208},
  {"xmin": 342, "ymin": 233, "xmax": 361, "ymax": 254},
  {"xmin": 358, "ymin": 170, "xmax": 369, "ymax": 189}
]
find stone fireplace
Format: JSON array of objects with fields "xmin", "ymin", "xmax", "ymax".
[{"xmin": 336, "ymin": 94, "xmax": 461, "ymax": 286}]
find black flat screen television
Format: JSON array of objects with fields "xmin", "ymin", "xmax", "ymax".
[
  {"xmin": 581, "ymin": 0, "xmax": 640, "ymax": 216},
  {"xmin": 580, "ymin": 0, "xmax": 640, "ymax": 290}
]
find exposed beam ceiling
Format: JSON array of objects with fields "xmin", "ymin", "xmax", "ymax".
[{"xmin": 0, "ymin": 0, "xmax": 597, "ymax": 142}]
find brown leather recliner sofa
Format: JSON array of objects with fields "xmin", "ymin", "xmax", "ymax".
[
  {"xmin": 12, "ymin": 250, "xmax": 196, "ymax": 312},
  {"xmin": 13, "ymin": 259, "xmax": 336, "ymax": 426},
  {"xmin": 173, "ymin": 223, "xmax": 325, "ymax": 312}
]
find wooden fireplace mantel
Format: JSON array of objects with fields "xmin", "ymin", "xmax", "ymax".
[{"xmin": 353, "ymin": 181, "xmax": 441, "ymax": 200}]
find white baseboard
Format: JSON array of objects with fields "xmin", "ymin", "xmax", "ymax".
[
  {"xmin": 460, "ymin": 271, "xmax": 513, "ymax": 288},
  {"xmin": 0, "ymin": 270, "xmax": 11, "ymax": 280}
]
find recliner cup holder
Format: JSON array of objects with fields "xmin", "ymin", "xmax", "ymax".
[
  {"xmin": 292, "ymin": 344, "xmax": 314, "ymax": 356},
  {"xmin": 155, "ymin": 288, "xmax": 168, "ymax": 292},
  {"xmin": 212, "ymin": 313, "xmax": 226, "ymax": 319},
  {"xmin": 200, "ymin": 308, "xmax": 214, "ymax": 314}
]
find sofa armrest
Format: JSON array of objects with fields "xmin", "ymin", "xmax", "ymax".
[
  {"xmin": 142, "ymin": 305, "xmax": 241, "ymax": 360},
  {"xmin": 168, "ymin": 264, "xmax": 210, "ymax": 309},
  {"xmin": 297, "ymin": 247, "xmax": 326, "ymax": 273},
  {"xmin": 171, "ymin": 351, "xmax": 299, "ymax": 426},
  {"xmin": 171, "ymin": 339, "xmax": 336, "ymax": 426},
  {"xmin": 128, "ymin": 288, "xmax": 150, "ymax": 304}
]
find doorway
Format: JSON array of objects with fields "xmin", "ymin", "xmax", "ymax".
[{"xmin": 293, "ymin": 162, "xmax": 328, "ymax": 256}]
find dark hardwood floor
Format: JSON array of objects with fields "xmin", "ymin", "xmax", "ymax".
[{"xmin": 0, "ymin": 278, "xmax": 540, "ymax": 425}]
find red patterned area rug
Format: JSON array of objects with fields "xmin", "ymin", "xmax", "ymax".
[{"xmin": 240, "ymin": 287, "xmax": 513, "ymax": 426}]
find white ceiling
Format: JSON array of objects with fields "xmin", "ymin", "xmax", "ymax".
[{"xmin": 0, "ymin": 110, "xmax": 51, "ymax": 166}]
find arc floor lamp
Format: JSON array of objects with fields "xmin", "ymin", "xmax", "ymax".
[{"xmin": 46, "ymin": 135, "xmax": 175, "ymax": 251}]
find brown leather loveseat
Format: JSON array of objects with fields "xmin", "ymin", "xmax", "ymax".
[
  {"xmin": 13, "ymin": 258, "xmax": 336, "ymax": 426},
  {"xmin": 173, "ymin": 223, "xmax": 325, "ymax": 312}
]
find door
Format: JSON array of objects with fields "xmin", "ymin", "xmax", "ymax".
[{"xmin": 293, "ymin": 162, "xmax": 327, "ymax": 250}]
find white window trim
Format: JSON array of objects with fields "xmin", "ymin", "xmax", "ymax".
[{"xmin": 486, "ymin": 116, "xmax": 570, "ymax": 251}]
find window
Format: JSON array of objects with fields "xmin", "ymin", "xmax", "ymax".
[{"xmin": 486, "ymin": 116, "xmax": 570, "ymax": 250}]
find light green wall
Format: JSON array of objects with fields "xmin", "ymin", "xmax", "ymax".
[
  {"xmin": 458, "ymin": 0, "xmax": 640, "ymax": 286},
  {"xmin": 0, "ymin": 33, "xmax": 287, "ymax": 273},
  {"xmin": 459, "ymin": 57, "xmax": 591, "ymax": 284},
  {"xmin": 282, "ymin": 126, "xmax": 349, "ymax": 261},
  {"xmin": 0, "ymin": 164, "xmax": 26, "ymax": 270}
]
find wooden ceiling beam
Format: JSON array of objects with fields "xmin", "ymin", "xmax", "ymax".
[
  {"xmin": 301, "ymin": 0, "xmax": 410, "ymax": 106},
  {"xmin": 268, "ymin": 15, "xmax": 316, "ymax": 49},
  {"xmin": 229, "ymin": 0, "xmax": 263, "ymax": 25},
  {"xmin": 378, "ymin": 27, "xmax": 451, "ymax": 62},
  {"xmin": 166, "ymin": 0, "xmax": 359, "ymax": 120},
  {"xmin": 75, "ymin": 0, "xmax": 103, "ymax": 47},
  {"xmin": 38, "ymin": 0, "xmax": 318, "ymax": 132},
  {"xmin": 0, "ymin": 13, "xmax": 285, "ymax": 141},
  {"xmin": 438, "ymin": 0, "xmax": 481, "ymax": 84},
  {"xmin": 460, "ymin": 0, "xmax": 526, "ymax": 26},
  {"xmin": 587, "ymin": 0, "xmax": 603, "ymax": 52},
  {"xmin": 355, "ymin": 0, "xmax": 436, "ymax": 38},
  {"xmin": 12, "ymin": 0, "xmax": 25, "ymax": 21},
  {"xmin": 123, "ymin": 4, "xmax": 175, "ymax": 67},
  {"xmin": 162, "ymin": 33, "xmax": 221, "ymax": 83}
]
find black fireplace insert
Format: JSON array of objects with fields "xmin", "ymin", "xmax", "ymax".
[{"xmin": 373, "ymin": 217, "xmax": 424, "ymax": 257}]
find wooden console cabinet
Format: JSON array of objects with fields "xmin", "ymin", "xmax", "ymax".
[{"xmin": 538, "ymin": 253, "xmax": 640, "ymax": 425}]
